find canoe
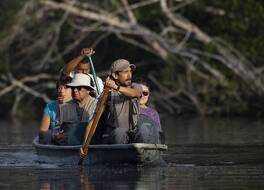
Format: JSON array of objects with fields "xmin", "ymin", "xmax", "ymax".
[{"xmin": 32, "ymin": 137, "xmax": 168, "ymax": 165}]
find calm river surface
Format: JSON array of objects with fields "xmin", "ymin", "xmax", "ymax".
[{"xmin": 0, "ymin": 117, "xmax": 264, "ymax": 189}]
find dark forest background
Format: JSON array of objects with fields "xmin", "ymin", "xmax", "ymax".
[{"xmin": 0, "ymin": 0, "xmax": 264, "ymax": 119}]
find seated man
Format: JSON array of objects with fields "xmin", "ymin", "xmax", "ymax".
[
  {"xmin": 60, "ymin": 48, "xmax": 103, "ymax": 97},
  {"xmin": 100, "ymin": 59, "xmax": 156, "ymax": 144},
  {"xmin": 57, "ymin": 73, "xmax": 98, "ymax": 145}
]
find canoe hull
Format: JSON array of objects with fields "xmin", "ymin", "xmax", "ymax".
[{"xmin": 33, "ymin": 137, "xmax": 167, "ymax": 165}]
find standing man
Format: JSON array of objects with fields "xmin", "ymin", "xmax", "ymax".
[{"xmin": 102, "ymin": 59, "xmax": 152, "ymax": 144}]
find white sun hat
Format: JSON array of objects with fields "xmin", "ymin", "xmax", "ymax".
[{"xmin": 66, "ymin": 73, "xmax": 95, "ymax": 90}]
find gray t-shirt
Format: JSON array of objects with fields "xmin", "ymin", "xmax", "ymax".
[
  {"xmin": 58, "ymin": 97, "xmax": 98, "ymax": 145},
  {"xmin": 58, "ymin": 97, "xmax": 98, "ymax": 124},
  {"xmin": 105, "ymin": 83, "xmax": 142, "ymax": 130}
]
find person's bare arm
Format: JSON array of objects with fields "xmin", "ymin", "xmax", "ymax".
[
  {"xmin": 63, "ymin": 55, "xmax": 84, "ymax": 76},
  {"xmin": 39, "ymin": 113, "xmax": 50, "ymax": 135},
  {"xmin": 118, "ymin": 86, "xmax": 141, "ymax": 97},
  {"xmin": 105, "ymin": 78, "xmax": 141, "ymax": 97},
  {"xmin": 63, "ymin": 48, "xmax": 95, "ymax": 76}
]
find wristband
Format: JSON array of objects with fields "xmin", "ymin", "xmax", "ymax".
[{"xmin": 116, "ymin": 85, "xmax": 120, "ymax": 91}]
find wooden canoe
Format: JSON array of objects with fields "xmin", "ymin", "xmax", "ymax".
[{"xmin": 32, "ymin": 137, "xmax": 168, "ymax": 165}]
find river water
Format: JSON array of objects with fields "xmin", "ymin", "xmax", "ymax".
[{"xmin": 0, "ymin": 117, "xmax": 264, "ymax": 189}]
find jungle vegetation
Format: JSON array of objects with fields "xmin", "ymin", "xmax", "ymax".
[{"xmin": 0, "ymin": 0, "xmax": 264, "ymax": 119}]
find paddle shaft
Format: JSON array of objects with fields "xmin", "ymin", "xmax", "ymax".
[
  {"xmin": 78, "ymin": 86, "xmax": 110, "ymax": 165},
  {"xmin": 86, "ymin": 54, "xmax": 101, "ymax": 96}
]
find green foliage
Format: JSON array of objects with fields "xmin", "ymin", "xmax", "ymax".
[{"xmin": 183, "ymin": 0, "xmax": 264, "ymax": 66}]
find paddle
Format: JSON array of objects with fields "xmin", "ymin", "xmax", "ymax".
[
  {"xmin": 78, "ymin": 85, "xmax": 110, "ymax": 166},
  {"xmin": 86, "ymin": 54, "xmax": 101, "ymax": 96}
]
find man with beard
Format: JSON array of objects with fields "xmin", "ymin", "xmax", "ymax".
[{"xmin": 100, "ymin": 59, "xmax": 151, "ymax": 144}]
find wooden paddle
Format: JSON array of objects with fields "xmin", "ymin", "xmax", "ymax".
[{"xmin": 78, "ymin": 85, "xmax": 110, "ymax": 166}]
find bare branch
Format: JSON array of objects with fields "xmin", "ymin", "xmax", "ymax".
[
  {"xmin": 37, "ymin": 11, "xmax": 70, "ymax": 69},
  {"xmin": 42, "ymin": 0, "xmax": 131, "ymax": 28},
  {"xmin": 121, "ymin": 0, "xmax": 137, "ymax": 24},
  {"xmin": 160, "ymin": 0, "xmax": 211, "ymax": 43},
  {"xmin": 0, "ymin": 73, "xmax": 53, "ymax": 98},
  {"xmin": 116, "ymin": 34, "xmax": 156, "ymax": 55},
  {"xmin": 115, "ymin": 0, "xmax": 159, "ymax": 15},
  {"xmin": 171, "ymin": 0, "xmax": 196, "ymax": 12}
]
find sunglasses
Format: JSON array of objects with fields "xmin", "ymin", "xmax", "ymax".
[
  {"xmin": 142, "ymin": 91, "xmax": 149, "ymax": 96},
  {"xmin": 71, "ymin": 86, "xmax": 84, "ymax": 91}
]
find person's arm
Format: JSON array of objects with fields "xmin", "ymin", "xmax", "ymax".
[
  {"xmin": 38, "ymin": 113, "xmax": 51, "ymax": 143},
  {"xmin": 63, "ymin": 48, "xmax": 95, "ymax": 76},
  {"xmin": 105, "ymin": 78, "xmax": 141, "ymax": 97},
  {"xmin": 118, "ymin": 86, "xmax": 141, "ymax": 97},
  {"xmin": 39, "ymin": 113, "xmax": 50, "ymax": 134},
  {"xmin": 63, "ymin": 55, "xmax": 84, "ymax": 76}
]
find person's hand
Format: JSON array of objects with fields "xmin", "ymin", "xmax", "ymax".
[
  {"xmin": 52, "ymin": 132, "xmax": 67, "ymax": 145},
  {"xmin": 105, "ymin": 78, "xmax": 118, "ymax": 90},
  {"xmin": 80, "ymin": 147, "xmax": 88, "ymax": 157},
  {"xmin": 80, "ymin": 48, "xmax": 95, "ymax": 57}
]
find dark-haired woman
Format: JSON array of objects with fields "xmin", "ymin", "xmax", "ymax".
[{"xmin": 38, "ymin": 81, "xmax": 72, "ymax": 144}]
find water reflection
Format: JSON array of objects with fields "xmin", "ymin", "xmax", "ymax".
[
  {"xmin": 163, "ymin": 116, "xmax": 264, "ymax": 145},
  {"xmin": 0, "ymin": 119, "xmax": 38, "ymax": 145},
  {"xmin": 37, "ymin": 168, "xmax": 91, "ymax": 190},
  {"xmin": 34, "ymin": 164, "xmax": 264, "ymax": 190},
  {"xmin": 163, "ymin": 117, "xmax": 264, "ymax": 165},
  {"xmin": 36, "ymin": 165, "xmax": 166, "ymax": 190},
  {"xmin": 0, "ymin": 117, "xmax": 264, "ymax": 189}
]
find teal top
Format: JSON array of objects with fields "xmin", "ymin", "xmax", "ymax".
[{"xmin": 44, "ymin": 100, "xmax": 58, "ymax": 129}]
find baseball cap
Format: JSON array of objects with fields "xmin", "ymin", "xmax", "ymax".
[{"xmin": 110, "ymin": 59, "xmax": 136, "ymax": 74}]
